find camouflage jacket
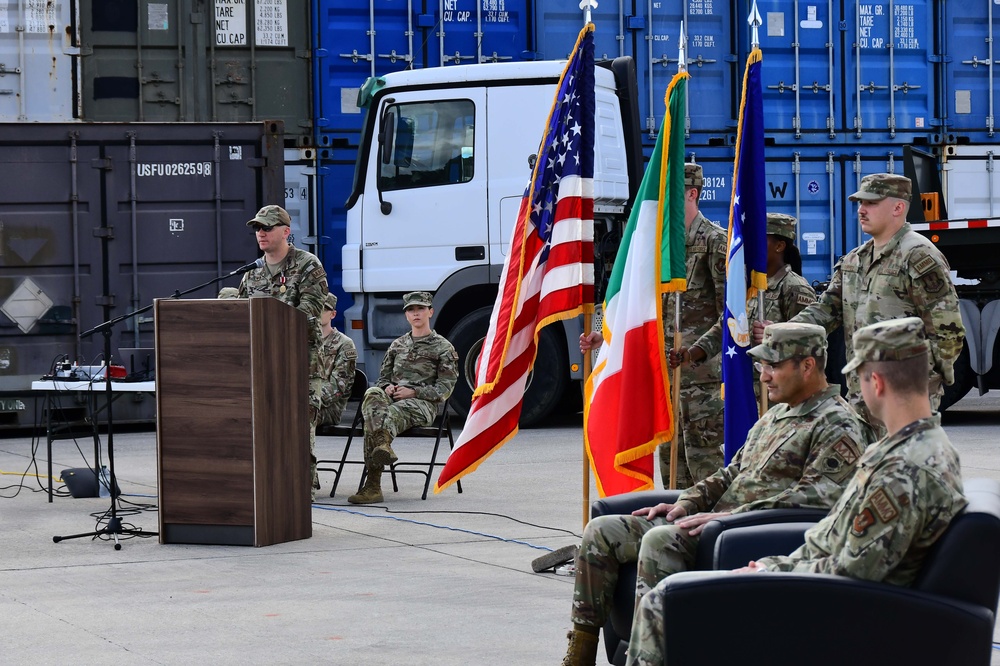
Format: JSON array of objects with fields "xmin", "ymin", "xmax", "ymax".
[
  {"xmin": 791, "ymin": 224, "xmax": 964, "ymax": 406},
  {"xmin": 310, "ymin": 328, "xmax": 357, "ymax": 419},
  {"xmin": 694, "ymin": 265, "xmax": 817, "ymax": 359},
  {"xmin": 663, "ymin": 212, "xmax": 728, "ymax": 386},
  {"xmin": 676, "ymin": 385, "xmax": 870, "ymax": 515},
  {"xmin": 237, "ymin": 244, "xmax": 328, "ymax": 346},
  {"xmin": 377, "ymin": 331, "xmax": 459, "ymax": 404},
  {"xmin": 758, "ymin": 415, "xmax": 966, "ymax": 586}
]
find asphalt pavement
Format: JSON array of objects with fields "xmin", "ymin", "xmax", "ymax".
[{"xmin": 2, "ymin": 392, "xmax": 999, "ymax": 665}]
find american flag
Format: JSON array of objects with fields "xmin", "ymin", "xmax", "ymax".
[{"xmin": 435, "ymin": 24, "xmax": 596, "ymax": 492}]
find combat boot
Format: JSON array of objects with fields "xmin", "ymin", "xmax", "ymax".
[
  {"xmin": 347, "ymin": 466, "xmax": 384, "ymax": 504},
  {"xmin": 370, "ymin": 429, "xmax": 398, "ymax": 467},
  {"xmin": 560, "ymin": 629, "xmax": 598, "ymax": 666}
]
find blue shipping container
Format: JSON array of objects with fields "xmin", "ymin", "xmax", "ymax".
[
  {"xmin": 841, "ymin": 0, "xmax": 937, "ymax": 143},
  {"xmin": 940, "ymin": 1, "xmax": 1000, "ymax": 142},
  {"xmin": 750, "ymin": 0, "xmax": 840, "ymax": 140},
  {"xmin": 314, "ymin": 0, "xmax": 531, "ymax": 135}
]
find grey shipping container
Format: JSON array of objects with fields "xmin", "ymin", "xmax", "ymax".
[
  {"xmin": 77, "ymin": 0, "xmax": 311, "ymax": 144},
  {"xmin": 282, "ymin": 145, "xmax": 319, "ymax": 255},
  {"xmin": 0, "ymin": 0, "xmax": 80, "ymax": 121},
  {"xmin": 0, "ymin": 121, "xmax": 284, "ymax": 428}
]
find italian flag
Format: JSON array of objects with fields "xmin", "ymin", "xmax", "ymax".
[{"xmin": 584, "ymin": 71, "xmax": 688, "ymax": 497}]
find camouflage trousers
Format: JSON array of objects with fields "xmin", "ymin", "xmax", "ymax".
[
  {"xmin": 658, "ymin": 382, "xmax": 724, "ymax": 489},
  {"xmin": 571, "ymin": 514, "xmax": 701, "ymax": 631},
  {"xmin": 360, "ymin": 387, "xmax": 436, "ymax": 466},
  {"xmin": 626, "ymin": 580, "xmax": 667, "ymax": 666}
]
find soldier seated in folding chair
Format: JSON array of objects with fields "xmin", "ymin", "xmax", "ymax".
[
  {"xmin": 348, "ymin": 291, "xmax": 459, "ymax": 505},
  {"xmin": 309, "ymin": 293, "xmax": 357, "ymax": 494}
]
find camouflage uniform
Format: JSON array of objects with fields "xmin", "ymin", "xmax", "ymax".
[
  {"xmin": 569, "ymin": 324, "xmax": 868, "ymax": 636},
  {"xmin": 661, "ymin": 200, "xmax": 728, "ymax": 488},
  {"xmin": 789, "ymin": 174, "xmax": 964, "ymax": 423},
  {"xmin": 350, "ymin": 292, "xmax": 459, "ymax": 503},
  {"xmin": 239, "ymin": 205, "xmax": 328, "ymax": 495},
  {"xmin": 311, "ymin": 327, "xmax": 357, "ymax": 427},
  {"xmin": 625, "ymin": 317, "xmax": 967, "ymax": 666},
  {"xmin": 693, "ymin": 214, "xmax": 816, "ymax": 400},
  {"xmin": 237, "ymin": 242, "xmax": 328, "ymax": 348},
  {"xmin": 362, "ymin": 329, "xmax": 458, "ymax": 440}
]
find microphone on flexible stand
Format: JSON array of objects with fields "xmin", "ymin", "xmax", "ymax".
[{"xmin": 229, "ymin": 257, "xmax": 265, "ymax": 276}]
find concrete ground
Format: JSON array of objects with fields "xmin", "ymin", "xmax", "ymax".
[{"xmin": 2, "ymin": 392, "xmax": 999, "ymax": 665}]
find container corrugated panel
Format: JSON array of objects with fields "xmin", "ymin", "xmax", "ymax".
[
  {"xmin": 735, "ymin": 1, "xmax": 937, "ymax": 145},
  {"xmin": 0, "ymin": 0, "xmax": 79, "ymax": 121},
  {"xmin": 534, "ymin": 1, "xmax": 631, "ymax": 63},
  {"xmin": 283, "ymin": 146, "xmax": 319, "ymax": 253},
  {"xmin": 428, "ymin": 0, "xmax": 532, "ymax": 67},
  {"xmin": 684, "ymin": 143, "xmax": 913, "ymax": 286},
  {"xmin": 315, "ymin": 0, "xmax": 531, "ymax": 135},
  {"xmin": 316, "ymin": 142, "xmax": 358, "ymax": 329},
  {"xmin": 78, "ymin": 0, "xmax": 312, "ymax": 143},
  {"xmin": 636, "ymin": 0, "xmax": 737, "ymax": 145},
  {"xmin": 841, "ymin": 0, "xmax": 937, "ymax": 144},
  {"xmin": 750, "ymin": 0, "xmax": 840, "ymax": 141},
  {"xmin": 0, "ymin": 122, "xmax": 283, "ymax": 426},
  {"xmin": 940, "ymin": 3, "xmax": 999, "ymax": 143}
]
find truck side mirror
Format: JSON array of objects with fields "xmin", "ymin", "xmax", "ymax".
[
  {"xmin": 376, "ymin": 102, "xmax": 396, "ymax": 214},
  {"xmin": 379, "ymin": 109, "xmax": 396, "ymax": 166}
]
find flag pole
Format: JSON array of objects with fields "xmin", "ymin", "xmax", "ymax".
[
  {"xmin": 582, "ymin": 313, "xmax": 593, "ymax": 528},
  {"xmin": 749, "ymin": 1, "xmax": 767, "ymax": 419},
  {"xmin": 580, "ymin": 0, "xmax": 598, "ymax": 528},
  {"xmin": 668, "ymin": 21, "xmax": 687, "ymax": 491}
]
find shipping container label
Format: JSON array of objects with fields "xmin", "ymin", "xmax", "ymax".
[
  {"xmin": 149, "ymin": 3, "xmax": 169, "ymax": 30},
  {"xmin": 687, "ymin": 0, "xmax": 716, "ymax": 16},
  {"xmin": 256, "ymin": 0, "xmax": 288, "ymax": 46},
  {"xmin": 137, "ymin": 162, "xmax": 213, "ymax": 177},
  {"xmin": 442, "ymin": 0, "xmax": 513, "ymax": 24},
  {"xmin": 858, "ymin": 4, "xmax": 919, "ymax": 50},
  {"xmin": 0, "ymin": 0, "xmax": 57, "ymax": 33},
  {"xmin": 214, "ymin": 0, "xmax": 288, "ymax": 47},
  {"xmin": 216, "ymin": 0, "xmax": 248, "ymax": 45}
]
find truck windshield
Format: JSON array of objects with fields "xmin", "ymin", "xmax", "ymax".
[{"xmin": 379, "ymin": 99, "xmax": 475, "ymax": 191}]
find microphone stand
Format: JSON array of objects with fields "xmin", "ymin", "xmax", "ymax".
[{"xmin": 52, "ymin": 261, "xmax": 260, "ymax": 550}]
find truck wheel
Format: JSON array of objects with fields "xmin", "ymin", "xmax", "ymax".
[
  {"xmin": 447, "ymin": 307, "xmax": 568, "ymax": 427},
  {"xmin": 940, "ymin": 342, "xmax": 975, "ymax": 411}
]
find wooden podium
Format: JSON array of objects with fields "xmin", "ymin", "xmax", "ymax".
[{"xmin": 154, "ymin": 297, "xmax": 312, "ymax": 546}]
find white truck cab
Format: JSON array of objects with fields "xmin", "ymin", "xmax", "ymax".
[{"xmin": 342, "ymin": 58, "xmax": 643, "ymax": 424}]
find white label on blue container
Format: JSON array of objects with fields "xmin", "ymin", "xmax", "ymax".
[
  {"xmin": 216, "ymin": 0, "xmax": 248, "ymax": 46},
  {"xmin": 256, "ymin": 0, "xmax": 288, "ymax": 47},
  {"xmin": 801, "ymin": 232, "xmax": 825, "ymax": 255}
]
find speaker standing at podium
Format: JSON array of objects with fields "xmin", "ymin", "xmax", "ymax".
[{"xmin": 238, "ymin": 205, "xmax": 329, "ymax": 492}]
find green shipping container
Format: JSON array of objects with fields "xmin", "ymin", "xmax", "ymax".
[{"xmin": 79, "ymin": 0, "xmax": 312, "ymax": 144}]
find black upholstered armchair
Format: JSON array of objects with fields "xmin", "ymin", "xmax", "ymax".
[
  {"xmin": 647, "ymin": 478, "xmax": 1000, "ymax": 666},
  {"xmin": 589, "ymin": 489, "xmax": 830, "ymax": 665}
]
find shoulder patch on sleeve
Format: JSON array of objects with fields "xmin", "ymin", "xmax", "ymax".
[
  {"xmin": 911, "ymin": 254, "xmax": 937, "ymax": 277},
  {"xmin": 852, "ymin": 508, "xmax": 876, "ymax": 536},
  {"xmin": 832, "ymin": 437, "xmax": 860, "ymax": 465},
  {"xmin": 869, "ymin": 488, "xmax": 900, "ymax": 523},
  {"xmin": 797, "ymin": 292, "xmax": 816, "ymax": 306}
]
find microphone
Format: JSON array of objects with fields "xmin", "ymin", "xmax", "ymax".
[{"xmin": 229, "ymin": 257, "xmax": 265, "ymax": 276}]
